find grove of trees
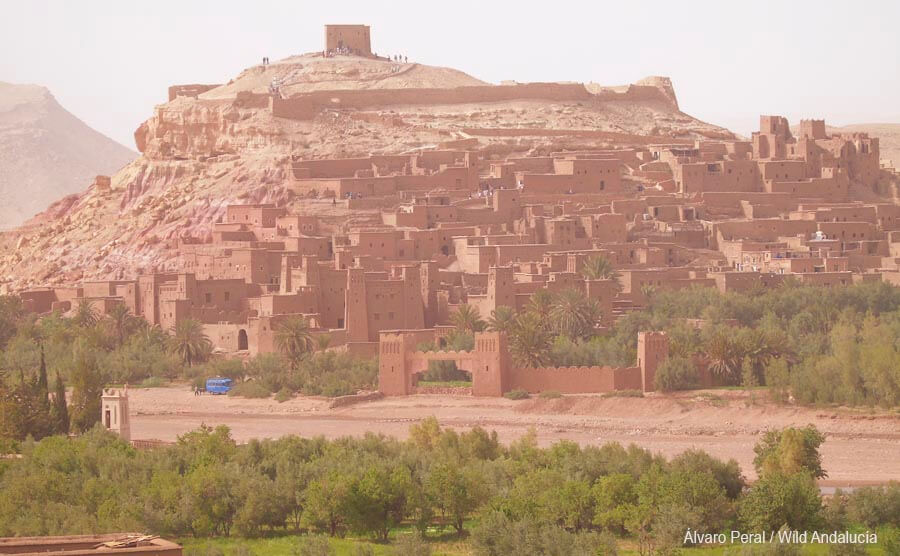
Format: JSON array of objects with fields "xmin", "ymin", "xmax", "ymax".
[
  {"xmin": 441, "ymin": 279, "xmax": 900, "ymax": 407},
  {"xmin": 0, "ymin": 421, "xmax": 897, "ymax": 555},
  {"xmin": 0, "ymin": 298, "xmax": 376, "ymax": 441}
]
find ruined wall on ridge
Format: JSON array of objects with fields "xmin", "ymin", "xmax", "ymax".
[{"xmin": 271, "ymin": 82, "xmax": 680, "ymax": 120}]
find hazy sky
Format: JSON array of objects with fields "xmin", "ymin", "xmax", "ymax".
[{"xmin": 2, "ymin": 0, "xmax": 898, "ymax": 148}]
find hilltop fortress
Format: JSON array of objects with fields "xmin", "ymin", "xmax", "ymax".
[{"xmin": 3, "ymin": 25, "xmax": 898, "ymax": 397}]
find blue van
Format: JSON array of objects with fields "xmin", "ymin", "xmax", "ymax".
[{"xmin": 205, "ymin": 377, "xmax": 233, "ymax": 395}]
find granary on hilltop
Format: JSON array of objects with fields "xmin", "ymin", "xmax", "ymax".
[{"xmin": 324, "ymin": 24, "xmax": 372, "ymax": 57}]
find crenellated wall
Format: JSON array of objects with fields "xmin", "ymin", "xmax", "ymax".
[
  {"xmin": 271, "ymin": 82, "xmax": 675, "ymax": 121},
  {"xmin": 462, "ymin": 127, "xmax": 694, "ymax": 146},
  {"xmin": 508, "ymin": 366, "xmax": 642, "ymax": 393},
  {"xmin": 379, "ymin": 330, "xmax": 667, "ymax": 396},
  {"xmin": 168, "ymin": 84, "xmax": 221, "ymax": 102}
]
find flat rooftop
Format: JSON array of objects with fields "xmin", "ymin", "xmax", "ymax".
[{"xmin": 0, "ymin": 534, "xmax": 182, "ymax": 555}]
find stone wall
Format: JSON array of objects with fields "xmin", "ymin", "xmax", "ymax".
[
  {"xmin": 463, "ymin": 127, "xmax": 694, "ymax": 146},
  {"xmin": 508, "ymin": 366, "xmax": 642, "ymax": 393},
  {"xmin": 271, "ymin": 83, "xmax": 598, "ymax": 120},
  {"xmin": 168, "ymin": 84, "xmax": 221, "ymax": 102}
]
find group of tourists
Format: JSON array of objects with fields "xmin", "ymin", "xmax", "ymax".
[{"xmin": 326, "ymin": 45, "xmax": 362, "ymax": 57}]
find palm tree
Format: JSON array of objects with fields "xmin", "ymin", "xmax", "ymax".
[
  {"xmin": 169, "ymin": 319, "xmax": 212, "ymax": 367},
  {"xmin": 107, "ymin": 303, "xmax": 134, "ymax": 347},
  {"xmin": 509, "ymin": 312, "xmax": 552, "ymax": 367},
  {"xmin": 275, "ymin": 317, "xmax": 314, "ymax": 367},
  {"xmin": 704, "ymin": 331, "xmax": 744, "ymax": 384},
  {"xmin": 73, "ymin": 299, "xmax": 98, "ymax": 328},
  {"xmin": 639, "ymin": 284, "xmax": 658, "ymax": 302},
  {"xmin": 549, "ymin": 289, "xmax": 596, "ymax": 339},
  {"xmin": 487, "ymin": 306, "xmax": 517, "ymax": 334},
  {"xmin": 315, "ymin": 334, "xmax": 332, "ymax": 352},
  {"xmin": 136, "ymin": 320, "xmax": 168, "ymax": 347},
  {"xmin": 525, "ymin": 288, "xmax": 554, "ymax": 321},
  {"xmin": 740, "ymin": 328, "xmax": 795, "ymax": 385},
  {"xmin": 450, "ymin": 304, "xmax": 486, "ymax": 333},
  {"xmin": 581, "ymin": 255, "xmax": 620, "ymax": 281}
]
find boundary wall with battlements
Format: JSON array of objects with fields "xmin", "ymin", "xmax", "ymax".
[
  {"xmin": 270, "ymin": 82, "xmax": 675, "ymax": 121},
  {"xmin": 378, "ymin": 330, "xmax": 669, "ymax": 396}
]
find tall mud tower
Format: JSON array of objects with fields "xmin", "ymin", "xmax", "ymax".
[
  {"xmin": 637, "ymin": 331, "xmax": 669, "ymax": 392},
  {"xmin": 324, "ymin": 24, "xmax": 372, "ymax": 56}
]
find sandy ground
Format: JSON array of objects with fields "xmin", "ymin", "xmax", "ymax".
[{"xmin": 129, "ymin": 387, "xmax": 900, "ymax": 484}]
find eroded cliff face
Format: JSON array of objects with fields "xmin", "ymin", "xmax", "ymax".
[
  {"xmin": 635, "ymin": 76, "xmax": 679, "ymax": 109},
  {"xmin": 1, "ymin": 154, "xmax": 294, "ymax": 288},
  {"xmin": 134, "ymin": 95, "xmax": 292, "ymax": 160},
  {"xmin": 0, "ymin": 55, "xmax": 735, "ymax": 292}
]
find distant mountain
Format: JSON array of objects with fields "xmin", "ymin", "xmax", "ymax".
[{"xmin": 0, "ymin": 82, "xmax": 136, "ymax": 228}]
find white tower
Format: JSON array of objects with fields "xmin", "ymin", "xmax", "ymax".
[{"xmin": 101, "ymin": 386, "xmax": 131, "ymax": 442}]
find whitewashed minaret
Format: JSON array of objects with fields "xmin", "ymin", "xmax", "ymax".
[{"xmin": 100, "ymin": 386, "xmax": 131, "ymax": 442}]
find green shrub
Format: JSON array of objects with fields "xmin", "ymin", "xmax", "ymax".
[
  {"xmin": 245, "ymin": 352, "xmax": 290, "ymax": 392},
  {"xmin": 472, "ymin": 511, "xmax": 612, "ymax": 555},
  {"xmin": 274, "ymin": 388, "xmax": 293, "ymax": 403},
  {"xmin": 654, "ymin": 355, "xmax": 698, "ymax": 392},
  {"xmin": 738, "ymin": 472, "xmax": 823, "ymax": 532},
  {"xmin": 504, "ymin": 389, "xmax": 530, "ymax": 400},
  {"xmin": 538, "ymin": 390, "xmax": 562, "ymax": 399},
  {"xmin": 103, "ymin": 334, "xmax": 182, "ymax": 383},
  {"xmin": 227, "ymin": 382, "xmax": 271, "ymax": 399},
  {"xmin": 139, "ymin": 376, "xmax": 166, "ymax": 388},
  {"xmin": 417, "ymin": 332, "xmax": 475, "ymax": 383},
  {"xmin": 0, "ymin": 437, "xmax": 20, "ymax": 454},
  {"xmin": 391, "ymin": 530, "xmax": 431, "ymax": 556},
  {"xmin": 297, "ymin": 352, "xmax": 378, "ymax": 397},
  {"xmin": 243, "ymin": 352, "xmax": 377, "ymax": 397},
  {"xmin": 295, "ymin": 535, "xmax": 334, "ymax": 556},
  {"xmin": 880, "ymin": 528, "xmax": 900, "ymax": 556},
  {"xmin": 184, "ymin": 545, "xmax": 225, "ymax": 556},
  {"xmin": 845, "ymin": 483, "xmax": 900, "ymax": 527},
  {"xmin": 723, "ymin": 538, "xmax": 801, "ymax": 555},
  {"xmin": 602, "ymin": 389, "xmax": 644, "ymax": 398},
  {"xmin": 200, "ymin": 358, "xmax": 246, "ymax": 382},
  {"xmin": 229, "ymin": 545, "xmax": 253, "ymax": 556}
]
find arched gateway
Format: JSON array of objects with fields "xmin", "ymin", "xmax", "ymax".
[
  {"xmin": 378, "ymin": 330, "xmax": 670, "ymax": 397},
  {"xmin": 379, "ymin": 331, "xmax": 510, "ymax": 396}
]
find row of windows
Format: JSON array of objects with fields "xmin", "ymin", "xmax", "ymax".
[{"xmin": 204, "ymin": 292, "xmax": 232, "ymax": 303}]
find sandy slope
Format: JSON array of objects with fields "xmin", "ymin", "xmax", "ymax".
[
  {"xmin": 201, "ymin": 54, "xmax": 488, "ymax": 100},
  {"xmin": 128, "ymin": 386, "xmax": 900, "ymax": 484}
]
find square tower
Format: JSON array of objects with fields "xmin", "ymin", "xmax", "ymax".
[
  {"xmin": 799, "ymin": 119, "xmax": 827, "ymax": 140},
  {"xmin": 101, "ymin": 387, "xmax": 131, "ymax": 441},
  {"xmin": 324, "ymin": 25, "xmax": 372, "ymax": 56},
  {"xmin": 637, "ymin": 331, "xmax": 669, "ymax": 393}
]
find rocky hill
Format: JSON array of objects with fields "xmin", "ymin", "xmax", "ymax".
[
  {"xmin": 0, "ymin": 53, "xmax": 734, "ymax": 291},
  {"xmin": 0, "ymin": 82, "xmax": 136, "ymax": 229}
]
